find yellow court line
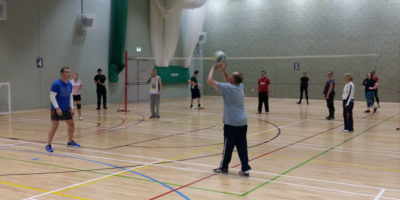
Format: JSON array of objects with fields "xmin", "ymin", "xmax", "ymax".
[
  {"xmin": 0, "ymin": 181, "xmax": 89, "ymax": 200},
  {"xmin": 53, "ymin": 126, "xmax": 279, "ymax": 194}
]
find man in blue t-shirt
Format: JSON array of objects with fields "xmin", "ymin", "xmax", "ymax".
[
  {"xmin": 207, "ymin": 61, "xmax": 251, "ymax": 177},
  {"xmin": 46, "ymin": 67, "xmax": 80, "ymax": 152}
]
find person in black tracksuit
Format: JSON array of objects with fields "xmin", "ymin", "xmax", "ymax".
[
  {"xmin": 297, "ymin": 72, "xmax": 309, "ymax": 104},
  {"xmin": 94, "ymin": 68, "xmax": 107, "ymax": 110}
]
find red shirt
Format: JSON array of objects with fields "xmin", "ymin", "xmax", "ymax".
[{"xmin": 258, "ymin": 77, "xmax": 270, "ymax": 92}]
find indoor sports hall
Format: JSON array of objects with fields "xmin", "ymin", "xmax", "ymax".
[{"xmin": 0, "ymin": 0, "xmax": 399, "ymax": 200}]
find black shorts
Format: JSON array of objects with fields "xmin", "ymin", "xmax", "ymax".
[
  {"xmin": 73, "ymin": 95, "xmax": 81, "ymax": 101},
  {"xmin": 51, "ymin": 109, "xmax": 73, "ymax": 121},
  {"xmin": 191, "ymin": 88, "xmax": 201, "ymax": 99}
]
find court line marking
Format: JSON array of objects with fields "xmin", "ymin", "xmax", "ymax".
[
  {"xmin": 149, "ymin": 124, "xmax": 342, "ymax": 199},
  {"xmin": 1, "ymin": 119, "xmax": 300, "ymax": 197},
  {"xmin": 22, "ymin": 162, "xmax": 158, "ymax": 200},
  {"xmin": 375, "ymin": 189, "xmax": 386, "ymax": 200},
  {"xmin": 6, "ymin": 153, "xmax": 397, "ymax": 199},
  {"xmin": 4, "ymin": 144, "xmax": 400, "ymax": 194},
  {"xmin": 18, "ymin": 151, "xmax": 190, "ymax": 200},
  {"xmin": 3, "ymin": 115, "xmax": 396, "ymax": 198},
  {"xmin": 0, "ymin": 155, "xmax": 242, "ymax": 196},
  {"xmin": 241, "ymin": 114, "xmax": 397, "ymax": 196},
  {"xmin": 0, "ymin": 180, "xmax": 89, "ymax": 200}
]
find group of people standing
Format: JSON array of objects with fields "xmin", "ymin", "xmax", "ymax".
[{"xmin": 301, "ymin": 70, "xmax": 380, "ymax": 132}]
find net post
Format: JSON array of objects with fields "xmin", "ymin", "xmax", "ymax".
[{"xmin": 118, "ymin": 50, "xmax": 129, "ymax": 112}]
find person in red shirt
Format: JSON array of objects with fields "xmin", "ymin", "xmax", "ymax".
[{"xmin": 258, "ymin": 71, "xmax": 270, "ymax": 114}]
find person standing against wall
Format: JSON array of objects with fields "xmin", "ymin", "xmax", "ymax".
[
  {"xmin": 297, "ymin": 72, "xmax": 309, "ymax": 104},
  {"xmin": 362, "ymin": 72, "xmax": 378, "ymax": 113},
  {"xmin": 148, "ymin": 68, "xmax": 162, "ymax": 118},
  {"xmin": 188, "ymin": 70, "xmax": 203, "ymax": 109},
  {"xmin": 94, "ymin": 68, "xmax": 107, "ymax": 110},
  {"xmin": 323, "ymin": 71, "xmax": 335, "ymax": 120},
  {"xmin": 70, "ymin": 72, "xmax": 83, "ymax": 120},
  {"xmin": 257, "ymin": 71, "xmax": 270, "ymax": 114},
  {"xmin": 342, "ymin": 73, "xmax": 355, "ymax": 133},
  {"xmin": 46, "ymin": 67, "xmax": 80, "ymax": 152},
  {"xmin": 371, "ymin": 71, "xmax": 380, "ymax": 108}
]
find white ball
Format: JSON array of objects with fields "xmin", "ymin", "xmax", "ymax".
[{"xmin": 213, "ymin": 51, "xmax": 226, "ymax": 62}]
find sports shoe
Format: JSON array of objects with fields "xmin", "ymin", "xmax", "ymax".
[
  {"xmin": 103, "ymin": 107, "xmax": 107, "ymax": 110},
  {"xmin": 45, "ymin": 145, "xmax": 53, "ymax": 153},
  {"xmin": 326, "ymin": 116, "xmax": 334, "ymax": 120},
  {"xmin": 239, "ymin": 170, "xmax": 250, "ymax": 177},
  {"xmin": 96, "ymin": 107, "xmax": 100, "ymax": 110},
  {"xmin": 67, "ymin": 141, "xmax": 81, "ymax": 147},
  {"xmin": 364, "ymin": 110, "xmax": 370, "ymax": 113},
  {"xmin": 198, "ymin": 105, "xmax": 204, "ymax": 109},
  {"xmin": 257, "ymin": 112, "xmax": 261, "ymax": 114},
  {"xmin": 373, "ymin": 107, "xmax": 378, "ymax": 113},
  {"xmin": 213, "ymin": 168, "xmax": 228, "ymax": 174},
  {"xmin": 79, "ymin": 116, "xmax": 83, "ymax": 120},
  {"xmin": 190, "ymin": 105, "xmax": 193, "ymax": 109},
  {"xmin": 149, "ymin": 115, "xmax": 155, "ymax": 119},
  {"xmin": 342, "ymin": 129, "xmax": 349, "ymax": 133},
  {"xmin": 156, "ymin": 115, "xmax": 160, "ymax": 119},
  {"xmin": 296, "ymin": 101, "xmax": 301, "ymax": 104}
]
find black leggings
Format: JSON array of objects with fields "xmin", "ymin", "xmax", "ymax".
[
  {"xmin": 374, "ymin": 89, "xmax": 380, "ymax": 104},
  {"xmin": 326, "ymin": 92, "xmax": 335, "ymax": 117},
  {"xmin": 96, "ymin": 87, "xmax": 107, "ymax": 108},
  {"xmin": 299, "ymin": 86, "xmax": 308, "ymax": 103},
  {"xmin": 343, "ymin": 100, "xmax": 354, "ymax": 131},
  {"xmin": 258, "ymin": 92, "xmax": 269, "ymax": 112}
]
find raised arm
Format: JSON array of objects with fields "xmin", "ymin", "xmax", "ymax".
[
  {"xmin": 207, "ymin": 65, "xmax": 218, "ymax": 89},
  {"xmin": 220, "ymin": 62, "xmax": 229, "ymax": 83}
]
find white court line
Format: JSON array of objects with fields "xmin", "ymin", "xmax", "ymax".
[
  {"xmin": 0, "ymin": 142, "xmax": 28, "ymax": 148},
  {"xmin": 375, "ymin": 189, "xmax": 387, "ymax": 200},
  {"xmin": 23, "ymin": 159, "xmax": 164, "ymax": 200},
  {"xmin": 3, "ymin": 142, "xmax": 400, "ymax": 195}
]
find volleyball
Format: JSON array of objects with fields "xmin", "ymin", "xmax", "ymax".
[{"xmin": 213, "ymin": 51, "xmax": 226, "ymax": 63}]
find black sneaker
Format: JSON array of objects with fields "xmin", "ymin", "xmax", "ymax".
[
  {"xmin": 156, "ymin": 115, "xmax": 160, "ymax": 119},
  {"xmin": 96, "ymin": 107, "xmax": 100, "ymax": 110},
  {"xmin": 373, "ymin": 107, "xmax": 378, "ymax": 113},
  {"xmin": 149, "ymin": 115, "xmax": 155, "ymax": 119},
  {"xmin": 364, "ymin": 110, "xmax": 370, "ymax": 113},
  {"xmin": 257, "ymin": 112, "xmax": 261, "ymax": 114},
  {"xmin": 296, "ymin": 101, "xmax": 301, "ymax": 104},
  {"xmin": 239, "ymin": 170, "xmax": 250, "ymax": 177},
  {"xmin": 213, "ymin": 168, "xmax": 228, "ymax": 174},
  {"xmin": 103, "ymin": 107, "xmax": 107, "ymax": 110}
]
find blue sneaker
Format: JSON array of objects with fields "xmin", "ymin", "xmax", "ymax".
[
  {"xmin": 67, "ymin": 141, "xmax": 81, "ymax": 147},
  {"xmin": 45, "ymin": 145, "xmax": 53, "ymax": 152}
]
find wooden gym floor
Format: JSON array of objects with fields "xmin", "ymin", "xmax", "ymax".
[{"xmin": 0, "ymin": 97, "xmax": 399, "ymax": 200}]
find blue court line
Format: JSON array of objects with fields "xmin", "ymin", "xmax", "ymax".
[{"xmin": 0, "ymin": 148, "xmax": 190, "ymax": 200}]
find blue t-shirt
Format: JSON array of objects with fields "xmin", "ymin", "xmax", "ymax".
[
  {"xmin": 217, "ymin": 82, "xmax": 247, "ymax": 127},
  {"xmin": 50, "ymin": 79, "xmax": 72, "ymax": 111}
]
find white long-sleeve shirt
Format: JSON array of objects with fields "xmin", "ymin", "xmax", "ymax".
[{"xmin": 342, "ymin": 82, "xmax": 355, "ymax": 106}]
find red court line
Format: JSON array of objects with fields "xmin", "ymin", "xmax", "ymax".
[{"xmin": 149, "ymin": 124, "xmax": 342, "ymax": 199}]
